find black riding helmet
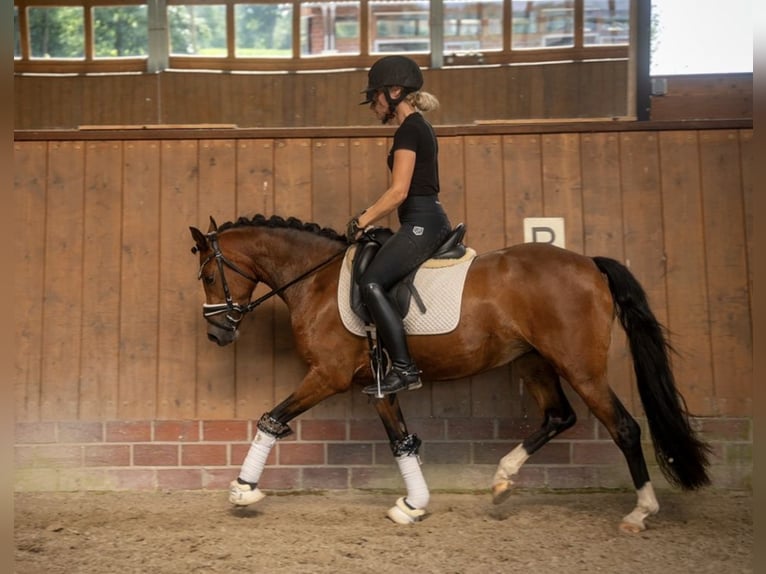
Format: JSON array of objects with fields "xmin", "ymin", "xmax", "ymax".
[{"xmin": 359, "ymin": 55, "xmax": 424, "ymax": 117}]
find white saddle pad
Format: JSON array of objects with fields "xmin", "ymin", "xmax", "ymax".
[{"xmin": 337, "ymin": 246, "xmax": 477, "ymax": 336}]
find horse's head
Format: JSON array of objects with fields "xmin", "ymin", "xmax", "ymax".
[{"xmin": 190, "ymin": 217, "xmax": 259, "ymax": 346}]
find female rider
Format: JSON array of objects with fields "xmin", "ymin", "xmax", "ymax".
[{"xmin": 347, "ymin": 55, "xmax": 453, "ymax": 396}]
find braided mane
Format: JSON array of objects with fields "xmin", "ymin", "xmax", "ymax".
[{"xmin": 218, "ymin": 214, "xmax": 348, "ymax": 245}]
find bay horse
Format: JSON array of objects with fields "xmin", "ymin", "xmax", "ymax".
[{"xmin": 189, "ymin": 214, "xmax": 710, "ymax": 532}]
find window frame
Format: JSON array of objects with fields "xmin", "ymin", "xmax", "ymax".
[{"xmin": 13, "ymin": 0, "xmax": 630, "ymax": 74}]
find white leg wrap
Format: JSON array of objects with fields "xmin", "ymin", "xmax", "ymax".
[
  {"xmin": 396, "ymin": 453, "xmax": 430, "ymax": 509},
  {"xmin": 239, "ymin": 430, "xmax": 277, "ymax": 484},
  {"xmin": 492, "ymin": 443, "xmax": 530, "ymax": 486},
  {"xmin": 621, "ymin": 482, "xmax": 660, "ymax": 532}
]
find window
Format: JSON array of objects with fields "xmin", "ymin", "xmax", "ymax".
[
  {"xmin": 584, "ymin": 0, "xmax": 629, "ymax": 45},
  {"xmin": 235, "ymin": 3, "xmax": 293, "ymax": 58},
  {"xmin": 93, "ymin": 4, "xmax": 149, "ymax": 58},
  {"xmin": 300, "ymin": 1, "xmax": 360, "ymax": 56},
  {"xmin": 28, "ymin": 6, "xmax": 85, "ymax": 59},
  {"xmin": 512, "ymin": 1, "xmax": 575, "ymax": 49},
  {"xmin": 14, "ymin": 0, "xmax": 633, "ymax": 72},
  {"xmin": 370, "ymin": 1, "xmax": 430, "ymax": 54},
  {"xmin": 444, "ymin": 0, "xmax": 503, "ymax": 53},
  {"xmin": 168, "ymin": 4, "xmax": 227, "ymax": 56}
]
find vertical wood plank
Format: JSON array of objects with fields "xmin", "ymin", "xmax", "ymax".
[
  {"xmin": 463, "ymin": 135, "xmax": 507, "ymax": 418},
  {"xmin": 14, "ymin": 142, "xmax": 47, "ymax": 422},
  {"xmin": 311, "ymin": 138, "xmax": 350, "ymax": 231},
  {"xmin": 437, "ymin": 135, "xmax": 467, "ymax": 229},
  {"xmin": 40, "ymin": 142, "xmax": 84, "ymax": 421},
  {"xmin": 464, "ymin": 135, "xmax": 504, "ymax": 253},
  {"xmin": 698, "ymin": 130, "xmax": 751, "ymax": 416},
  {"xmin": 503, "ymin": 134, "xmax": 543, "ymax": 247},
  {"xmin": 349, "ymin": 137, "xmax": 389, "ymax": 219},
  {"xmin": 119, "ymin": 141, "xmax": 160, "ymax": 419},
  {"xmin": 619, "ymin": 131, "xmax": 666, "ymax": 414},
  {"xmin": 658, "ymin": 131, "xmax": 713, "ymax": 414},
  {"xmin": 580, "ymin": 132, "xmax": 632, "ymax": 411},
  {"xmin": 541, "ymin": 133, "xmax": 584, "ymax": 252},
  {"xmin": 196, "ymin": 140, "xmax": 238, "ymax": 419},
  {"xmin": 430, "ymin": 135, "xmax": 469, "ymax": 419},
  {"xmin": 157, "ymin": 140, "xmax": 200, "ymax": 420},
  {"xmin": 739, "ymin": 130, "xmax": 753, "ymax": 324},
  {"xmin": 234, "ymin": 139, "xmax": 277, "ymax": 419},
  {"xmin": 309, "ymin": 137, "xmax": 352, "ymax": 419},
  {"xmin": 80, "ymin": 141, "xmax": 123, "ymax": 420},
  {"xmin": 272, "ymin": 139, "xmax": 313, "ymax": 408}
]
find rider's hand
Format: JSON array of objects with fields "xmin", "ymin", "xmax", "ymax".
[
  {"xmin": 346, "ymin": 210, "xmax": 367, "ymax": 243},
  {"xmin": 346, "ymin": 216, "xmax": 361, "ymax": 243}
]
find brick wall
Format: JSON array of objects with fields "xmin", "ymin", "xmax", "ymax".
[{"xmin": 14, "ymin": 417, "xmax": 751, "ymax": 493}]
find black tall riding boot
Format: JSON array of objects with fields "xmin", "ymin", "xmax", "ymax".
[{"xmin": 359, "ymin": 283, "xmax": 422, "ymax": 395}]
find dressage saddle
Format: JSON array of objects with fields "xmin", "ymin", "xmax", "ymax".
[{"xmin": 349, "ymin": 223, "xmax": 467, "ymax": 324}]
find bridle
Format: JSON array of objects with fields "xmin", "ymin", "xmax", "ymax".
[{"xmin": 196, "ymin": 230, "xmax": 346, "ymax": 332}]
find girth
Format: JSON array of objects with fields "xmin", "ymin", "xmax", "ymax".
[{"xmin": 349, "ymin": 223, "xmax": 467, "ymax": 323}]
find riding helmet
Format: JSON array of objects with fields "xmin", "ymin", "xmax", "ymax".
[{"xmin": 359, "ymin": 55, "xmax": 424, "ymax": 105}]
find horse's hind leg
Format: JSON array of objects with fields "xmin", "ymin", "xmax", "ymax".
[
  {"xmin": 492, "ymin": 351, "xmax": 577, "ymax": 504},
  {"xmin": 373, "ymin": 394, "xmax": 430, "ymax": 524},
  {"xmin": 573, "ymin": 379, "xmax": 659, "ymax": 533}
]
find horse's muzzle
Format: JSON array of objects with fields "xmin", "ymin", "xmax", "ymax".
[{"xmin": 206, "ymin": 323, "xmax": 238, "ymax": 346}]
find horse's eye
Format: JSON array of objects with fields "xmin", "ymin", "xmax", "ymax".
[{"xmin": 203, "ymin": 274, "xmax": 215, "ymax": 286}]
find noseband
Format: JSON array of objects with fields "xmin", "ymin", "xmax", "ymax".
[
  {"xmin": 197, "ymin": 233, "xmax": 260, "ymax": 331},
  {"xmin": 196, "ymin": 231, "xmax": 346, "ymax": 331}
]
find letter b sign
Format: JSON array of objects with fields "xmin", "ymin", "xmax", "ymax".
[{"xmin": 523, "ymin": 217, "xmax": 565, "ymax": 248}]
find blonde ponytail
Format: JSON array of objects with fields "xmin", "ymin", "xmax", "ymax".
[{"xmin": 406, "ymin": 90, "xmax": 440, "ymax": 113}]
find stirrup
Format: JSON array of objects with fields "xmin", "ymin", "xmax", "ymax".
[{"xmin": 363, "ymin": 364, "xmax": 422, "ymax": 397}]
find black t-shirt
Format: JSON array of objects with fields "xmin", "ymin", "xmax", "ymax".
[{"xmin": 387, "ymin": 112, "xmax": 440, "ymax": 196}]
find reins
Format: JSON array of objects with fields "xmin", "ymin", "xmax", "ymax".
[{"xmin": 197, "ymin": 230, "xmax": 347, "ymax": 328}]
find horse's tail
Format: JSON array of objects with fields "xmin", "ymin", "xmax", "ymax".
[{"xmin": 592, "ymin": 256, "xmax": 711, "ymax": 490}]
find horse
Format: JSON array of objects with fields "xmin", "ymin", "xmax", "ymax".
[{"xmin": 189, "ymin": 213, "xmax": 711, "ymax": 532}]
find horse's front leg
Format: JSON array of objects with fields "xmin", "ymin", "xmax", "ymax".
[
  {"xmin": 373, "ymin": 394, "xmax": 430, "ymax": 524},
  {"xmin": 229, "ymin": 367, "xmax": 347, "ymax": 507}
]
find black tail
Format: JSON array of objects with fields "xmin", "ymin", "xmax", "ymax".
[{"xmin": 592, "ymin": 256, "xmax": 711, "ymax": 490}]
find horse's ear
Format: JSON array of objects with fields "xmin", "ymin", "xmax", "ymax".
[
  {"xmin": 189, "ymin": 226, "xmax": 208, "ymax": 254},
  {"xmin": 208, "ymin": 216, "xmax": 218, "ymax": 232}
]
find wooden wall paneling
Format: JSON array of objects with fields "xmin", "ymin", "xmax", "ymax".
[
  {"xmin": 580, "ymin": 132, "xmax": 633, "ymax": 411},
  {"xmin": 233, "ymin": 139, "xmax": 277, "ymax": 419},
  {"xmin": 698, "ymin": 130, "xmax": 751, "ymax": 416},
  {"xmin": 157, "ymin": 141, "xmax": 201, "ymax": 420},
  {"xmin": 739, "ymin": 130, "xmax": 753, "ymax": 312},
  {"xmin": 272, "ymin": 139, "xmax": 313, "ymax": 409},
  {"xmin": 502, "ymin": 134, "xmax": 543, "ymax": 246},
  {"xmin": 435, "ymin": 135, "xmax": 466, "ymax": 227},
  {"xmin": 311, "ymin": 138, "xmax": 351, "ymax": 231},
  {"xmin": 462, "ymin": 135, "xmax": 511, "ymax": 417},
  {"xmin": 14, "ymin": 142, "xmax": 47, "ymax": 422},
  {"xmin": 195, "ymin": 140, "xmax": 238, "ymax": 418},
  {"xmin": 40, "ymin": 142, "xmax": 85, "ymax": 421},
  {"xmin": 429, "ymin": 135, "xmax": 470, "ymax": 418},
  {"xmin": 80, "ymin": 75, "xmax": 159, "ymax": 126},
  {"xmin": 119, "ymin": 141, "xmax": 161, "ymax": 419},
  {"xmin": 502, "ymin": 133, "xmax": 546, "ymax": 416},
  {"xmin": 79, "ymin": 142, "xmax": 123, "ymax": 420},
  {"xmin": 540, "ymin": 133, "xmax": 584, "ymax": 252},
  {"xmin": 543, "ymin": 63, "xmax": 579, "ymax": 118},
  {"xmin": 618, "ymin": 132, "xmax": 665, "ymax": 414},
  {"xmin": 463, "ymin": 135, "xmax": 505, "ymax": 253},
  {"xmin": 657, "ymin": 131, "xmax": 713, "ymax": 415},
  {"xmin": 348, "ymin": 137, "xmax": 388, "ymax": 217},
  {"xmin": 307, "ymin": 137, "xmax": 353, "ymax": 419}
]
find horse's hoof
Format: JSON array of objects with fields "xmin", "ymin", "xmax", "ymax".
[
  {"xmin": 491, "ymin": 482, "xmax": 513, "ymax": 505},
  {"xmin": 619, "ymin": 520, "xmax": 646, "ymax": 534},
  {"xmin": 387, "ymin": 497, "xmax": 426, "ymax": 524},
  {"xmin": 228, "ymin": 480, "xmax": 266, "ymax": 506}
]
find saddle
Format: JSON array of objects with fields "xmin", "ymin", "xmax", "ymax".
[{"xmin": 349, "ymin": 223, "xmax": 467, "ymax": 324}]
